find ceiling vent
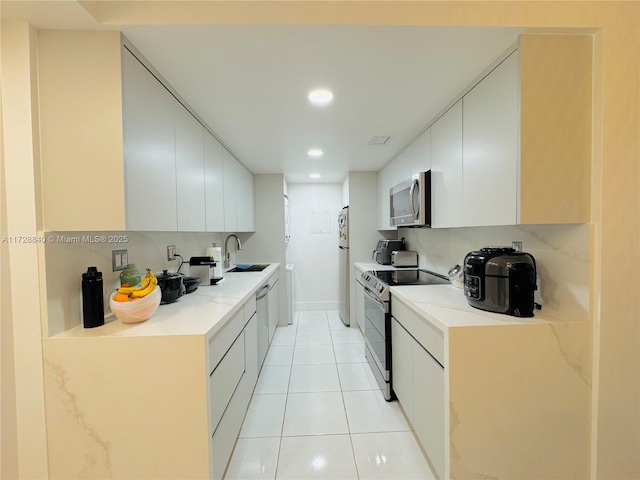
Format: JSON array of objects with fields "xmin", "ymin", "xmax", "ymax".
[{"xmin": 368, "ymin": 135, "xmax": 391, "ymax": 145}]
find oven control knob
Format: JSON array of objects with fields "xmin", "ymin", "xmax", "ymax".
[{"xmin": 376, "ymin": 284, "xmax": 384, "ymax": 293}]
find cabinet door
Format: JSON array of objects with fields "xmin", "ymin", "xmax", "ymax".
[
  {"xmin": 222, "ymin": 149, "xmax": 239, "ymax": 231},
  {"xmin": 209, "ymin": 331, "xmax": 246, "ymax": 436},
  {"xmin": 122, "ymin": 49, "xmax": 177, "ymax": 231},
  {"xmin": 388, "ymin": 147, "xmax": 412, "ymax": 188},
  {"xmin": 376, "ymin": 164, "xmax": 397, "ymax": 230},
  {"xmin": 204, "ymin": 132, "xmax": 225, "ymax": 232},
  {"xmin": 463, "ymin": 52, "xmax": 518, "ymax": 226},
  {"xmin": 236, "ymin": 163, "xmax": 255, "ymax": 232},
  {"xmin": 267, "ymin": 280, "xmax": 280, "ymax": 342},
  {"xmin": 355, "ymin": 281, "xmax": 365, "ymax": 335},
  {"xmin": 175, "ymin": 102, "xmax": 206, "ymax": 232},
  {"xmin": 431, "ymin": 100, "xmax": 463, "ymax": 228},
  {"xmin": 413, "ymin": 344, "xmax": 445, "ymax": 480},
  {"xmin": 410, "ymin": 128, "xmax": 431, "ymax": 176},
  {"xmin": 391, "ymin": 318, "xmax": 414, "ymax": 423},
  {"xmin": 243, "ymin": 313, "xmax": 258, "ymax": 394}
]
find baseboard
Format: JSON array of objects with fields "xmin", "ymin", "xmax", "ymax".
[{"xmin": 296, "ymin": 301, "xmax": 339, "ymax": 311}]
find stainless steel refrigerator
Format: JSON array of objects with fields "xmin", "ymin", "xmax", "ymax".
[{"xmin": 338, "ymin": 206, "xmax": 350, "ymax": 326}]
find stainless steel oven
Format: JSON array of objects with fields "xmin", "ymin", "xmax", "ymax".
[{"xmin": 360, "ymin": 269, "xmax": 449, "ymax": 401}]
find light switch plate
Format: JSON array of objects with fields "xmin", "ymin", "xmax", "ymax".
[
  {"xmin": 167, "ymin": 245, "xmax": 176, "ymax": 261},
  {"xmin": 112, "ymin": 249, "xmax": 128, "ymax": 271}
]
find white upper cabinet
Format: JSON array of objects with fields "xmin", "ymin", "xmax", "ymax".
[
  {"xmin": 38, "ymin": 31, "xmax": 256, "ymax": 232},
  {"xmin": 204, "ymin": 133, "xmax": 225, "ymax": 232},
  {"xmin": 430, "ymin": 100, "xmax": 463, "ymax": 228},
  {"xmin": 236, "ymin": 163, "xmax": 255, "ymax": 232},
  {"xmin": 223, "ymin": 150, "xmax": 255, "ymax": 232},
  {"xmin": 410, "ymin": 128, "xmax": 431, "ymax": 176},
  {"xmin": 223, "ymin": 149, "xmax": 239, "ymax": 232},
  {"xmin": 462, "ymin": 52, "xmax": 518, "ymax": 227},
  {"xmin": 122, "ymin": 48, "xmax": 178, "ymax": 231},
  {"xmin": 376, "ymin": 163, "xmax": 395, "ymax": 230},
  {"xmin": 388, "ymin": 146, "xmax": 412, "ymax": 187},
  {"xmin": 175, "ymin": 101, "xmax": 206, "ymax": 232},
  {"xmin": 376, "ymin": 146, "xmax": 412, "ymax": 230}
]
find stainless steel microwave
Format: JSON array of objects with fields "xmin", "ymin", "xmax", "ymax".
[{"xmin": 389, "ymin": 170, "xmax": 431, "ymax": 227}]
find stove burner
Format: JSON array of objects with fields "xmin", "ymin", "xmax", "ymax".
[{"xmin": 360, "ymin": 269, "xmax": 448, "ymax": 302}]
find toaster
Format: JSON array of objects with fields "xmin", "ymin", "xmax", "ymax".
[
  {"xmin": 372, "ymin": 239, "xmax": 405, "ymax": 265},
  {"xmin": 463, "ymin": 247, "xmax": 537, "ymax": 317},
  {"xmin": 391, "ymin": 250, "xmax": 418, "ymax": 267}
]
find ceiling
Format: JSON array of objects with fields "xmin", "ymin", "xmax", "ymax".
[{"xmin": 3, "ymin": 2, "xmax": 523, "ymax": 183}]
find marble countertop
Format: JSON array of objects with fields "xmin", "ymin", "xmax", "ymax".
[
  {"xmin": 390, "ymin": 284, "xmax": 549, "ymax": 332},
  {"xmin": 354, "ymin": 262, "xmax": 553, "ymax": 331},
  {"xmin": 51, "ymin": 263, "xmax": 280, "ymax": 340}
]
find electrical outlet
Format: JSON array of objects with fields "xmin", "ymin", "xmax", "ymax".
[
  {"xmin": 112, "ymin": 249, "xmax": 128, "ymax": 271},
  {"xmin": 167, "ymin": 245, "xmax": 176, "ymax": 261},
  {"xmin": 512, "ymin": 241, "xmax": 523, "ymax": 252}
]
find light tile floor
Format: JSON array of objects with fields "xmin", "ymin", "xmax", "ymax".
[{"xmin": 224, "ymin": 310, "xmax": 436, "ymax": 480}]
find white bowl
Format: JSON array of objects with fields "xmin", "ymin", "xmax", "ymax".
[{"xmin": 109, "ymin": 286, "xmax": 161, "ymax": 324}]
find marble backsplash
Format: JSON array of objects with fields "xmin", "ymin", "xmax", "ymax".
[
  {"xmin": 400, "ymin": 223, "xmax": 591, "ymax": 323},
  {"xmin": 43, "ymin": 231, "xmax": 228, "ymax": 336}
]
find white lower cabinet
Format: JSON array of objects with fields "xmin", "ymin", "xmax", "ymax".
[
  {"xmin": 413, "ymin": 343, "xmax": 445, "ymax": 480},
  {"xmin": 392, "ymin": 299, "xmax": 445, "ymax": 480},
  {"xmin": 209, "ymin": 330, "xmax": 246, "ymax": 436},
  {"xmin": 267, "ymin": 278, "xmax": 280, "ymax": 343},
  {"xmin": 208, "ymin": 301, "xmax": 259, "ymax": 480},
  {"xmin": 391, "ymin": 318, "xmax": 414, "ymax": 421},
  {"xmin": 355, "ymin": 279, "xmax": 365, "ymax": 334}
]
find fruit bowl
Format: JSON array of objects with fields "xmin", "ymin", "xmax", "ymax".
[{"xmin": 109, "ymin": 286, "xmax": 161, "ymax": 324}]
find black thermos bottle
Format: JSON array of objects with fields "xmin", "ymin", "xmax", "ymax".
[{"xmin": 82, "ymin": 266, "xmax": 104, "ymax": 328}]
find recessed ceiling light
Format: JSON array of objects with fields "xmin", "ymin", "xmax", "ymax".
[
  {"xmin": 310, "ymin": 173, "xmax": 321, "ymax": 179},
  {"xmin": 308, "ymin": 89, "xmax": 334, "ymax": 105},
  {"xmin": 308, "ymin": 149, "xmax": 323, "ymax": 157}
]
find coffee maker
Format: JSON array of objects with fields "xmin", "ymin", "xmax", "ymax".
[
  {"xmin": 189, "ymin": 256, "xmax": 217, "ymax": 286},
  {"xmin": 463, "ymin": 247, "xmax": 537, "ymax": 317}
]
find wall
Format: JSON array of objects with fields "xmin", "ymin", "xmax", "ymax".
[
  {"xmin": 347, "ymin": 172, "xmax": 384, "ymax": 328},
  {"xmin": 401, "ymin": 223, "xmax": 590, "ymax": 323},
  {"xmin": 286, "ymin": 183, "xmax": 342, "ymax": 310},
  {"xmin": 236, "ymin": 174, "xmax": 289, "ymax": 326},
  {"xmin": 0, "ymin": 33, "xmax": 19, "ymax": 479},
  {"xmin": 0, "ymin": 22, "xmax": 49, "ymax": 478},
  {"xmin": 43, "ymin": 231, "xmax": 224, "ymax": 337}
]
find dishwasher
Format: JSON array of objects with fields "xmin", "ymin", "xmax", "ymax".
[{"xmin": 256, "ymin": 282, "xmax": 271, "ymax": 369}]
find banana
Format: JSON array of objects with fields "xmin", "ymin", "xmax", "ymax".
[
  {"xmin": 118, "ymin": 269, "xmax": 153, "ymax": 294},
  {"xmin": 129, "ymin": 275, "xmax": 158, "ymax": 299}
]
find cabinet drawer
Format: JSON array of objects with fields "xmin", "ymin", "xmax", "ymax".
[
  {"xmin": 208, "ymin": 309, "xmax": 244, "ymax": 374},
  {"xmin": 391, "ymin": 297, "xmax": 444, "ymax": 366},
  {"xmin": 209, "ymin": 331, "xmax": 245, "ymax": 436}
]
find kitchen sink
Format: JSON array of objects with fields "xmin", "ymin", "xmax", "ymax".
[{"xmin": 227, "ymin": 264, "xmax": 270, "ymax": 272}]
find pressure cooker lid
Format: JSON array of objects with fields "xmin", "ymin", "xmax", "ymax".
[
  {"xmin": 480, "ymin": 246, "xmax": 516, "ymax": 255},
  {"xmin": 155, "ymin": 269, "xmax": 182, "ymax": 281}
]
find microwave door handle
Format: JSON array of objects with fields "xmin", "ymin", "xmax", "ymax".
[{"xmin": 409, "ymin": 178, "xmax": 419, "ymax": 220}]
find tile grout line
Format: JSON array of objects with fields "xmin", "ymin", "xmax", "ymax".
[{"xmin": 272, "ymin": 315, "xmax": 296, "ymax": 480}]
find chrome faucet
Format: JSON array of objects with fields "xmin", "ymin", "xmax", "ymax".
[{"xmin": 223, "ymin": 234, "xmax": 242, "ymax": 268}]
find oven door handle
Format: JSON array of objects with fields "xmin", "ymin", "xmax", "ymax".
[{"xmin": 363, "ymin": 286, "xmax": 388, "ymax": 313}]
